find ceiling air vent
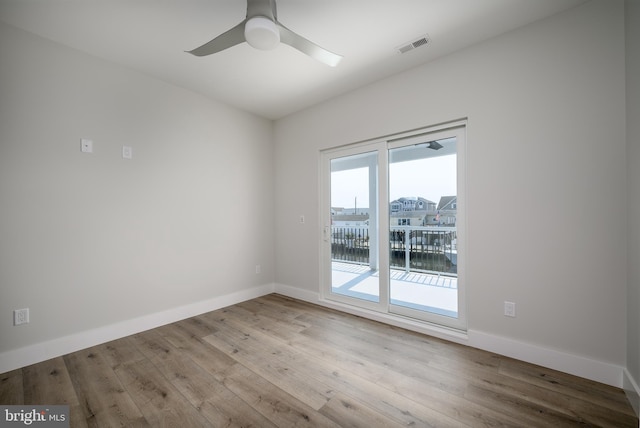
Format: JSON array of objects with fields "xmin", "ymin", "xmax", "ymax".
[{"xmin": 397, "ymin": 34, "xmax": 431, "ymax": 54}]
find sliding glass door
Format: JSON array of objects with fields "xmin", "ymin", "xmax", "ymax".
[
  {"xmin": 324, "ymin": 148, "xmax": 384, "ymax": 311},
  {"xmin": 321, "ymin": 123, "xmax": 466, "ymax": 330}
]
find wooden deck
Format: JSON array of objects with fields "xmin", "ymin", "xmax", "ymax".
[{"xmin": 1, "ymin": 294, "xmax": 637, "ymax": 427}]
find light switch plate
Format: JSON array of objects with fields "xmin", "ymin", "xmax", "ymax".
[
  {"xmin": 504, "ymin": 301, "xmax": 516, "ymax": 317},
  {"xmin": 81, "ymin": 139, "xmax": 93, "ymax": 153},
  {"xmin": 122, "ymin": 146, "xmax": 132, "ymax": 159}
]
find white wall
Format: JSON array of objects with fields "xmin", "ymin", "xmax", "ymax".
[
  {"xmin": 274, "ymin": 0, "xmax": 627, "ymax": 381},
  {"xmin": 0, "ymin": 0, "xmax": 633, "ymax": 395},
  {"xmin": 625, "ymin": 0, "xmax": 640, "ymax": 415},
  {"xmin": 0, "ymin": 22, "xmax": 275, "ymax": 369}
]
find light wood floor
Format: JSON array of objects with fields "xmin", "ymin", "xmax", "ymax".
[{"xmin": 1, "ymin": 294, "xmax": 637, "ymax": 427}]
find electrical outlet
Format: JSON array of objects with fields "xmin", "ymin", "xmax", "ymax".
[
  {"xmin": 255, "ymin": 265, "xmax": 261, "ymax": 274},
  {"xmin": 299, "ymin": 215, "xmax": 305, "ymax": 224},
  {"xmin": 14, "ymin": 308, "xmax": 29, "ymax": 326},
  {"xmin": 504, "ymin": 301, "xmax": 516, "ymax": 317},
  {"xmin": 122, "ymin": 145, "xmax": 133, "ymax": 159}
]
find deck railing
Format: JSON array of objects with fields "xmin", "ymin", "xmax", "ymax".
[{"xmin": 331, "ymin": 225, "xmax": 457, "ymax": 275}]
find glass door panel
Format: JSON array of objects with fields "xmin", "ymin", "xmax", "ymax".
[
  {"xmin": 329, "ymin": 151, "xmax": 380, "ymax": 304},
  {"xmin": 388, "ymin": 137, "xmax": 459, "ymax": 321}
]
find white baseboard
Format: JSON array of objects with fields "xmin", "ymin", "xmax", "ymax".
[
  {"xmin": 0, "ymin": 283, "xmax": 275, "ymax": 374},
  {"xmin": 273, "ymin": 283, "xmax": 625, "ymax": 388},
  {"xmin": 467, "ymin": 331, "xmax": 623, "ymax": 387},
  {"xmin": 273, "ymin": 283, "xmax": 320, "ymax": 304},
  {"xmin": 624, "ymin": 368, "xmax": 640, "ymax": 420}
]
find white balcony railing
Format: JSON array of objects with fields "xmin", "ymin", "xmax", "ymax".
[{"xmin": 331, "ymin": 225, "xmax": 457, "ymax": 275}]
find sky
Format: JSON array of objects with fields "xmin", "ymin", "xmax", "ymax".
[{"xmin": 331, "ymin": 154, "xmax": 456, "ymax": 209}]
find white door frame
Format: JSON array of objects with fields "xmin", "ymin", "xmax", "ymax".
[{"xmin": 319, "ymin": 120, "xmax": 467, "ymax": 331}]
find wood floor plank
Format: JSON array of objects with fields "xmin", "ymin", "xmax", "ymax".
[
  {"xmin": 113, "ymin": 358, "xmax": 213, "ymax": 427},
  {"xmin": 0, "ymin": 369, "xmax": 23, "ymax": 405},
  {"xmin": 172, "ymin": 314, "xmax": 220, "ymax": 338},
  {"xmin": 203, "ymin": 303, "xmax": 312, "ymax": 341},
  {"xmin": 377, "ymin": 365, "xmax": 526, "ymax": 427},
  {"xmin": 213, "ymin": 308, "xmax": 470, "ymax": 427},
  {"xmin": 130, "ymin": 330, "xmax": 226, "ymax": 402},
  {"xmin": 237, "ymin": 295, "xmax": 305, "ymax": 320},
  {"xmin": 467, "ymin": 367, "xmax": 638, "ymax": 427},
  {"xmin": 296, "ymin": 311, "xmax": 446, "ymax": 366},
  {"xmin": 281, "ymin": 296, "xmax": 637, "ymax": 427},
  {"xmin": 291, "ymin": 296, "xmax": 637, "ymax": 427},
  {"xmin": 64, "ymin": 347, "xmax": 150, "ymax": 427},
  {"xmin": 154, "ymin": 322, "xmax": 237, "ymax": 378},
  {"xmin": 203, "ymin": 318, "xmax": 335, "ymax": 411},
  {"xmin": 290, "ymin": 309, "xmax": 529, "ymax": 427},
  {"xmin": 465, "ymin": 380, "xmax": 637, "ymax": 428},
  {"xmin": 464, "ymin": 381, "xmax": 589, "ymax": 427},
  {"xmin": 289, "ymin": 341, "xmax": 471, "ymax": 428},
  {"xmin": 22, "ymin": 357, "xmax": 87, "ymax": 428},
  {"xmin": 498, "ymin": 356, "xmax": 636, "ymax": 416},
  {"xmin": 301, "ymin": 338, "xmax": 507, "ymax": 427},
  {"xmin": 219, "ymin": 363, "xmax": 341, "ymax": 428},
  {"xmin": 97, "ymin": 337, "xmax": 148, "ymax": 369},
  {"xmin": 296, "ymin": 309, "xmax": 461, "ymax": 364},
  {"xmin": 283, "ymin": 294, "xmax": 476, "ymax": 358},
  {"xmin": 130, "ymin": 329, "xmax": 279, "ymax": 427},
  {"xmin": 318, "ymin": 392, "xmax": 407, "ymax": 428},
  {"xmin": 1, "ymin": 294, "xmax": 636, "ymax": 427},
  {"xmin": 299, "ymin": 322, "xmax": 473, "ymax": 399}
]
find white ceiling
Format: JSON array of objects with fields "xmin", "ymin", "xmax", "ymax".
[{"xmin": 0, "ymin": 0, "xmax": 588, "ymax": 120}]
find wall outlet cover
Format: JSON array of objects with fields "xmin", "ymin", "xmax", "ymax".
[{"xmin": 14, "ymin": 308, "xmax": 29, "ymax": 326}]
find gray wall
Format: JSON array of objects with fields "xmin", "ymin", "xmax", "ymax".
[
  {"xmin": 0, "ymin": 22, "xmax": 275, "ymax": 356},
  {"xmin": 274, "ymin": 0, "xmax": 627, "ymax": 367},
  {"xmin": 626, "ymin": 0, "xmax": 640, "ymax": 410}
]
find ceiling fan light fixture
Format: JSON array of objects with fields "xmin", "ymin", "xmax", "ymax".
[{"xmin": 245, "ymin": 16, "xmax": 280, "ymax": 50}]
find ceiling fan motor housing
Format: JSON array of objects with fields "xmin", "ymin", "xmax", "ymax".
[{"xmin": 245, "ymin": 16, "xmax": 280, "ymax": 50}]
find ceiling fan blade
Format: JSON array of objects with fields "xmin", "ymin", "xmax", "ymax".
[
  {"xmin": 187, "ymin": 20, "xmax": 247, "ymax": 57},
  {"xmin": 277, "ymin": 23, "xmax": 342, "ymax": 67}
]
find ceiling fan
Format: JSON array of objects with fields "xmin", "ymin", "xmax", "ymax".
[{"xmin": 187, "ymin": 0, "xmax": 343, "ymax": 67}]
